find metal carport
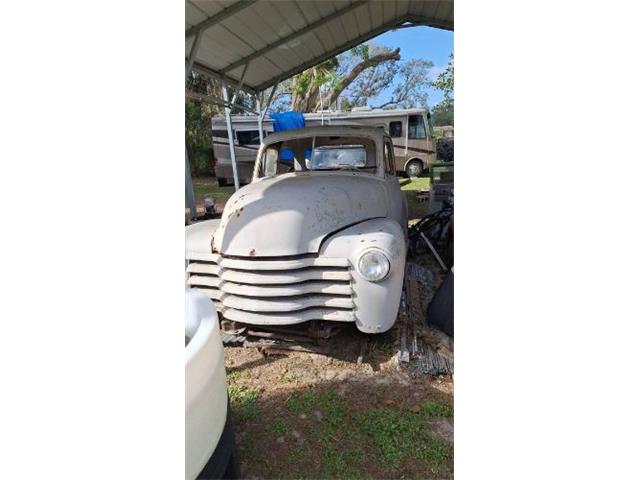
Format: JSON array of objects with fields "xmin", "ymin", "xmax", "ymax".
[{"xmin": 185, "ymin": 0, "xmax": 454, "ymax": 219}]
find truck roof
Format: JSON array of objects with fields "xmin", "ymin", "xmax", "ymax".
[{"xmin": 263, "ymin": 125, "xmax": 388, "ymax": 145}]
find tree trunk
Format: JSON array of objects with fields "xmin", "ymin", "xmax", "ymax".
[
  {"xmin": 289, "ymin": 48, "xmax": 401, "ymax": 113},
  {"xmin": 324, "ymin": 48, "xmax": 400, "ymax": 108}
]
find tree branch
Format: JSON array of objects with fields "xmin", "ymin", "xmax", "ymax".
[{"xmin": 323, "ymin": 48, "xmax": 400, "ymax": 109}]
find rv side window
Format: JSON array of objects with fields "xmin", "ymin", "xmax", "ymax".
[
  {"xmin": 408, "ymin": 115, "xmax": 426, "ymax": 139},
  {"xmin": 236, "ymin": 130, "xmax": 261, "ymax": 145},
  {"xmin": 212, "ymin": 129, "xmax": 229, "ymax": 139},
  {"xmin": 389, "ymin": 121, "xmax": 402, "ymax": 138}
]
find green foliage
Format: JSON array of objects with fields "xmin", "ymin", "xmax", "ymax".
[
  {"xmin": 185, "ymin": 100, "xmax": 209, "ymax": 150},
  {"xmin": 284, "ymin": 389, "xmax": 346, "ymax": 426},
  {"xmin": 281, "ymin": 41, "xmax": 435, "ymax": 112},
  {"xmin": 422, "ymin": 401, "xmax": 454, "ymax": 418},
  {"xmin": 354, "ymin": 401, "xmax": 454, "ymax": 468},
  {"xmin": 271, "ymin": 418, "xmax": 289, "ymax": 435},
  {"xmin": 228, "ymin": 385, "xmax": 261, "ymax": 421},
  {"xmin": 285, "ymin": 391, "xmax": 319, "ymax": 414},
  {"xmin": 233, "ymin": 381, "xmax": 453, "ymax": 478},
  {"xmin": 351, "ymin": 43, "xmax": 370, "ymax": 60},
  {"xmin": 432, "ymin": 53, "xmax": 454, "ymax": 126},
  {"xmin": 185, "ymin": 100, "xmax": 215, "ymax": 176},
  {"xmin": 431, "ymin": 100, "xmax": 454, "ymax": 126},
  {"xmin": 432, "ymin": 53, "xmax": 454, "ymax": 100}
]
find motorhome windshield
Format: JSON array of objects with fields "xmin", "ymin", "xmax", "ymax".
[{"xmin": 258, "ymin": 135, "xmax": 377, "ymax": 177}]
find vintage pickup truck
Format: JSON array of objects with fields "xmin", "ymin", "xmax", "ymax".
[{"xmin": 186, "ymin": 126, "xmax": 408, "ymax": 333}]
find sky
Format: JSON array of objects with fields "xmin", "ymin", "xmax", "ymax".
[{"xmin": 366, "ymin": 25, "xmax": 453, "ymax": 108}]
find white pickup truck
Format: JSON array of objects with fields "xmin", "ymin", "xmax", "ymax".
[
  {"xmin": 185, "ymin": 289, "xmax": 239, "ymax": 479},
  {"xmin": 186, "ymin": 126, "xmax": 408, "ymax": 334}
]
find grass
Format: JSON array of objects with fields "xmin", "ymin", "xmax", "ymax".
[
  {"xmin": 355, "ymin": 404, "xmax": 454, "ymax": 469},
  {"xmin": 191, "ymin": 176, "xmax": 235, "ymax": 207},
  {"xmin": 230, "ymin": 381, "xmax": 453, "ymax": 479},
  {"xmin": 271, "ymin": 418, "xmax": 289, "ymax": 435},
  {"xmin": 227, "ymin": 384, "xmax": 261, "ymax": 422},
  {"xmin": 422, "ymin": 401, "xmax": 454, "ymax": 418},
  {"xmin": 399, "ymin": 176, "xmax": 431, "ymax": 222}
]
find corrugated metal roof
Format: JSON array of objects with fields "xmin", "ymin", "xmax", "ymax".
[{"xmin": 186, "ymin": 0, "xmax": 453, "ymax": 93}]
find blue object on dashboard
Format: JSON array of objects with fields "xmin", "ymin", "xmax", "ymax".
[{"xmin": 271, "ymin": 112, "xmax": 305, "ymax": 132}]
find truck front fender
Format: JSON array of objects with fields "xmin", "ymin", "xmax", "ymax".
[{"xmin": 320, "ymin": 218, "xmax": 406, "ymax": 333}]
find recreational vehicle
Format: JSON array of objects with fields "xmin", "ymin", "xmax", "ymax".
[{"xmin": 211, "ymin": 107, "xmax": 436, "ymax": 186}]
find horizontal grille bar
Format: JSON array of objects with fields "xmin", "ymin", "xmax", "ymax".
[
  {"xmin": 186, "ymin": 251, "xmax": 349, "ymax": 271},
  {"xmin": 221, "ymin": 293, "xmax": 353, "ymax": 312},
  {"xmin": 220, "ymin": 307, "xmax": 355, "ymax": 324},
  {"xmin": 186, "ymin": 251, "xmax": 354, "ymax": 323},
  {"xmin": 220, "ymin": 280, "xmax": 351, "ymax": 297},
  {"xmin": 187, "ymin": 275, "xmax": 221, "ymax": 288},
  {"xmin": 220, "ymin": 268, "xmax": 350, "ymax": 285}
]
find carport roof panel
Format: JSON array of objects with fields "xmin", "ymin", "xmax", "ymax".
[{"xmin": 186, "ymin": 0, "xmax": 453, "ymax": 93}]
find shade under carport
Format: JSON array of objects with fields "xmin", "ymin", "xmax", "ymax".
[{"xmin": 185, "ymin": 0, "xmax": 453, "ymax": 94}]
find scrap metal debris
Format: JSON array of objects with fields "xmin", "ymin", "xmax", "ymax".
[{"xmin": 397, "ymin": 260, "xmax": 454, "ymax": 375}]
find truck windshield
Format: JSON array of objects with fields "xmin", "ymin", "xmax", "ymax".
[
  {"xmin": 258, "ymin": 135, "xmax": 377, "ymax": 177},
  {"xmin": 310, "ymin": 145, "xmax": 366, "ymax": 169}
]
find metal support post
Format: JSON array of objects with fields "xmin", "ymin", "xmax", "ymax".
[
  {"xmin": 222, "ymin": 86, "xmax": 240, "ymax": 191},
  {"xmin": 256, "ymin": 83, "xmax": 278, "ymax": 145},
  {"xmin": 256, "ymin": 96, "xmax": 264, "ymax": 144},
  {"xmin": 185, "ymin": 145, "xmax": 197, "ymax": 220}
]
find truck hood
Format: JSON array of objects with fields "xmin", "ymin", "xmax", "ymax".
[{"xmin": 213, "ymin": 172, "xmax": 388, "ymax": 256}]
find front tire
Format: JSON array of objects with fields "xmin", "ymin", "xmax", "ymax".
[
  {"xmin": 217, "ymin": 177, "xmax": 228, "ymax": 187},
  {"xmin": 406, "ymin": 160, "xmax": 424, "ymax": 178}
]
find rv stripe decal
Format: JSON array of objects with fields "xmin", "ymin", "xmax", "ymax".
[
  {"xmin": 393, "ymin": 144, "xmax": 436, "ymax": 155},
  {"xmin": 212, "ymin": 140, "xmax": 260, "ymax": 151}
]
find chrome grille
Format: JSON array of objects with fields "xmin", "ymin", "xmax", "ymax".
[{"xmin": 186, "ymin": 252, "xmax": 354, "ymax": 325}]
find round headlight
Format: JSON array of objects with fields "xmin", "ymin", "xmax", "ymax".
[{"xmin": 357, "ymin": 249, "xmax": 390, "ymax": 282}]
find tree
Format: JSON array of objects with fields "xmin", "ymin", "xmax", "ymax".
[
  {"xmin": 431, "ymin": 53, "xmax": 454, "ymax": 126},
  {"xmin": 287, "ymin": 46, "xmax": 401, "ymax": 112},
  {"xmin": 431, "ymin": 101, "xmax": 454, "ymax": 126},
  {"xmin": 185, "ymin": 73, "xmax": 223, "ymax": 176},
  {"xmin": 338, "ymin": 44, "xmax": 400, "ymax": 108},
  {"xmin": 370, "ymin": 59, "xmax": 433, "ymax": 109},
  {"xmin": 269, "ymin": 42, "xmax": 434, "ymax": 113}
]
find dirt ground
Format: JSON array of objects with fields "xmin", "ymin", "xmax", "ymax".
[{"xmin": 224, "ymin": 325, "xmax": 453, "ymax": 479}]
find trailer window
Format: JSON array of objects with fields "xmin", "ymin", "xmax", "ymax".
[
  {"xmin": 236, "ymin": 130, "xmax": 262, "ymax": 145},
  {"xmin": 212, "ymin": 129, "xmax": 229, "ymax": 139},
  {"xmin": 389, "ymin": 121, "xmax": 402, "ymax": 138},
  {"xmin": 408, "ymin": 115, "xmax": 426, "ymax": 139}
]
